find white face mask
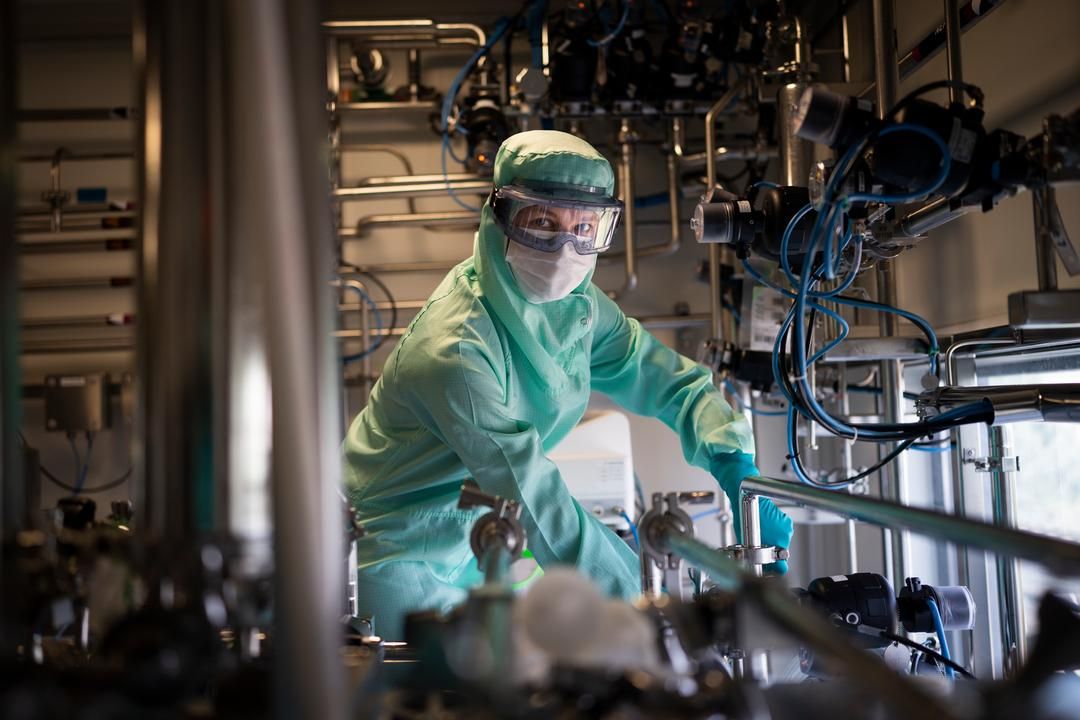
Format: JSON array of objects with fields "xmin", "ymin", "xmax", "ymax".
[{"xmin": 505, "ymin": 235, "xmax": 597, "ymax": 303}]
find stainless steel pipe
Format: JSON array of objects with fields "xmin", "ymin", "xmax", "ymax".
[
  {"xmin": 665, "ymin": 119, "xmax": 684, "ymax": 257},
  {"xmin": 243, "ymin": 0, "xmax": 346, "ymax": 715},
  {"xmin": 21, "ymin": 338, "xmax": 134, "ymax": 355},
  {"xmin": 777, "ymin": 82, "xmax": 810, "ymax": 187},
  {"xmin": 1033, "ymin": 187, "xmax": 1059, "ymax": 291},
  {"xmin": 942, "ymin": 335, "xmax": 1017, "ymax": 670},
  {"xmin": 703, "ymin": 81, "xmax": 746, "ymax": 346},
  {"xmin": 704, "ymin": 81, "xmax": 746, "ymax": 203},
  {"xmin": 604, "ymin": 127, "xmax": 684, "ymax": 263},
  {"xmin": 333, "ymin": 179, "xmax": 490, "ymax": 201},
  {"xmin": 741, "ymin": 493, "xmax": 763, "ymax": 577},
  {"xmin": 988, "ymin": 425, "xmax": 1026, "ymax": 677},
  {"xmin": 334, "ymin": 327, "xmax": 407, "ymax": 339},
  {"xmin": 611, "ymin": 119, "xmax": 639, "ymax": 297},
  {"xmin": 742, "ymin": 476, "xmax": 1080, "ymax": 577},
  {"xmin": 344, "ymin": 210, "xmax": 478, "ymax": 237},
  {"xmin": 898, "ymin": 196, "xmax": 971, "ymax": 237},
  {"xmin": 945, "ymin": 0, "xmax": 965, "ymax": 106},
  {"xmin": 678, "ymin": 144, "xmax": 777, "ymax": 171},
  {"xmin": 322, "ymin": 19, "xmax": 485, "ymax": 46},
  {"xmin": 343, "ymin": 259, "xmax": 460, "ymax": 274},
  {"xmin": 134, "ymin": 0, "xmax": 213, "ymax": 547},
  {"xmin": 19, "ymin": 151, "xmax": 133, "ymax": 164},
  {"xmin": 323, "ymin": 20, "xmax": 488, "ymax": 87},
  {"xmin": 709, "ymin": 242, "xmax": 724, "ymax": 345},
  {"xmin": 352, "ymin": 172, "xmax": 480, "ymax": 186},
  {"xmin": 17, "ymin": 107, "xmax": 136, "ymax": 122},
  {"xmin": 339, "ymin": 299, "xmax": 426, "ymax": 312},
  {"xmin": 18, "ymin": 227, "xmax": 138, "ymax": 245},
  {"xmin": 921, "ymin": 383, "xmax": 1080, "ymax": 424},
  {"xmin": 640, "ymin": 549, "xmax": 663, "ymax": 599}
]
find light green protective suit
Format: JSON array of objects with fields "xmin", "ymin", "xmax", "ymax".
[{"xmin": 343, "ymin": 130, "xmax": 784, "ymax": 640}]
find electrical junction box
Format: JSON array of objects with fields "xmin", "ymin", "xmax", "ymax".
[
  {"xmin": 549, "ymin": 410, "xmax": 636, "ymax": 532},
  {"xmin": 43, "ymin": 373, "xmax": 111, "ymax": 433}
]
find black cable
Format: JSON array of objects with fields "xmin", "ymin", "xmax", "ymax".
[
  {"xmin": 888, "ymin": 79, "xmax": 984, "ymax": 116},
  {"xmin": 18, "ymin": 431, "xmax": 131, "ymax": 495},
  {"xmin": 880, "ymin": 630, "xmax": 976, "ymax": 679},
  {"xmin": 42, "ymin": 465, "xmax": 132, "ymax": 494},
  {"xmin": 785, "ymin": 407, "xmax": 919, "ymax": 487}
]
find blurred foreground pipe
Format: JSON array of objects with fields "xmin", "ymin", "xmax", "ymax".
[
  {"xmin": 250, "ymin": 0, "xmax": 346, "ymax": 715},
  {"xmin": 1, "ymin": 0, "xmax": 23, "ymax": 539}
]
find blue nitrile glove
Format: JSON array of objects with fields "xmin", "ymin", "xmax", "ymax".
[{"xmin": 711, "ymin": 453, "xmax": 794, "ymax": 575}]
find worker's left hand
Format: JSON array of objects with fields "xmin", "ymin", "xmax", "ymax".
[
  {"xmin": 726, "ymin": 494, "xmax": 793, "ymax": 574},
  {"xmin": 712, "ymin": 458, "xmax": 795, "ymax": 575},
  {"xmin": 758, "ymin": 497, "xmax": 793, "ymax": 575}
]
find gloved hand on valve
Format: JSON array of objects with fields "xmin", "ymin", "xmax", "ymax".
[{"xmin": 712, "ymin": 457, "xmax": 795, "ymax": 575}]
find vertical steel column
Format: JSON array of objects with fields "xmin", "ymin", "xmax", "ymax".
[
  {"xmin": 1033, "ymin": 187, "xmax": 1059, "ymax": 292},
  {"xmin": 739, "ymin": 491, "xmax": 777, "ymax": 680},
  {"xmin": 944, "ymin": 337, "xmax": 1012, "ymax": 668},
  {"xmin": 640, "ymin": 551, "xmax": 662, "ymax": 599},
  {"xmin": 133, "ymin": 0, "xmax": 215, "ymax": 542},
  {"xmin": 838, "ymin": 365, "xmax": 859, "ymax": 571},
  {"xmin": 666, "ymin": 118, "xmax": 685, "ymax": 257},
  {"xmin": 944, "ymin": 0, "xmax": 964, "ymax": 105},
  {"xmin": 613, "ymin": 119, "xmax": 638, "ymax": 296},
  {"xmin": 251, "ymin": 0, "xmax": 346, "ymax": 715},
  {"xmin": 988, "ymin": 425, "xmax": 1026, "ymax": 677},
  {"xmin": 871, "ymin": 0, "xmax": 900, "ymax": 115},
  {"xmin": 221, "ymin": 2, "xmax": 274, "ymax": 582},
  {"xmin": 777, "ymin": 82, "xmax": 810, "ymax": 187},
  {"xmin": 872, "ymin": 0, "xmax": 907, "ymax": 591},
  {"xmin": 703, "ymin": 82, "xmax": 745, "ymax": 346},
  {"xmin": 741, "ymin": 492, "xmax": 763, "ymax": 577},
  {"xmin": 0, "ymin": 0, "xmax": 22, "ymax": 540}
]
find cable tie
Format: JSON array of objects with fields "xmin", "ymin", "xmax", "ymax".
[{"xmin": 848, "ymin": 427, "xmax": 859, "ymax": 445}]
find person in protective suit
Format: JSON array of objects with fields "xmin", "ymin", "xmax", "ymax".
[{"xmin": 343, "ymin": 130, "xmax": 793, "ymax": 639}]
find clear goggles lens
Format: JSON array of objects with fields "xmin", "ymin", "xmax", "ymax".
[{"xmin": 492, "ymin": 185, "xmax": 622, "ymax": 255}]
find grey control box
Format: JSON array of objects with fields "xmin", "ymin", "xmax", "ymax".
[{"xmin": 43, "ymin": 373, "xmax": 111, "ymax": 432}]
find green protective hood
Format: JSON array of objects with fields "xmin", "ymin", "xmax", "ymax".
[{"xmin": 474, "ymin": 130, "xmax": 617, "ymax": 396}]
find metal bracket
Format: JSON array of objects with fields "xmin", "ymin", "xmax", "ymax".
[
  {"xmin": 962, "ymin": 449, "xmax": 1020, "ymax": 473},
  {"xmin": 723, "ymin": 544, "xmax": 789, "ymax": 565},
  {"xmin": 1034, "ymin": 186, "xmax": 1080, "ymax": 276}
]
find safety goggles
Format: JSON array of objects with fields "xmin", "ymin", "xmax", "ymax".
[{"xmin": 491, "ymin": 183, "xmax": 623, "ymax": 255}]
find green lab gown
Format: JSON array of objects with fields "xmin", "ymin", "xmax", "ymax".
[{"xmin": 342, "ymin": 130, "xmax": 788, "ymax": 639}]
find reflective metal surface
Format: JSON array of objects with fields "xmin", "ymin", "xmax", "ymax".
[
  {"xmin": 1, "ymin": 0, "xmax": 22, "ymax": 538},
  {"xmin": 743, "ymin": 475, "xmax": 1080, "ymax": 576}
]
